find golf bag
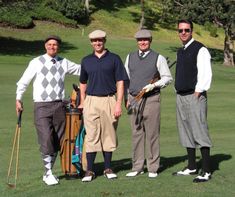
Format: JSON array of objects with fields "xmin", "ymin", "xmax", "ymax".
[{"xmin": 60, "ymin": 84, "xmax": 86, "ymax": 178}]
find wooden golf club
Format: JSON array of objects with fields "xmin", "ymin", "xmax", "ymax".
[{"xmin": 7, "ymin": 111, "xmax": 22, "ymax": 189}]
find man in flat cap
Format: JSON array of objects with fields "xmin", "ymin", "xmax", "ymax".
[
  {"xmin": 16, "ymin": 35, "xmax": 81, "ymax": 186},
  {"xmin": 79, "ymin": 29, "xmax": 128, "ymax": 182},
  {"xmin": 124, "ymin": 29, "xmax": 172, "ymax": 178}
]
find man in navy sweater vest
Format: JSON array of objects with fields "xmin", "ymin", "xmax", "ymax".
[{"xmin": 173, "ymin": 19, "xmax": 213, "ymax": 182}]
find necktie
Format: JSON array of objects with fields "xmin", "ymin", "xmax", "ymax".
[
  {"xmin": 140, "ymin": 52, "xmax": 145, "ymax": 58},
  {"xmin": 51, "ymin": 59, "xmax": 56, "ymax": 64}
]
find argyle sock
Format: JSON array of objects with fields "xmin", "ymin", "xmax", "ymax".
[
  {"xmin": 51, "ymin": 152, "xmax": 58, "ymax": 169},
  {"xmin": 86, "ymin": 152, "xmax": 97, "ymax": 172},
  {"xmin": 200, "ymin": 147, "xmax": 210, "ymax": 173},
  {"xmin": 41, "ymin": 153, "xmax": 53, "ymax": 175},
  {"xmin": 103, "ymin": 151, "xmax": 112, "ymax": 170},
  {"xmin": 187, "ymin": 148, "xmax": 196, "ymax": 170},
  {"xmin": 41, "ymin": 152, "xmax": 58, "ymax": 175}
]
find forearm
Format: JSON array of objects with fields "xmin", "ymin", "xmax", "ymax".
[
  {"xmin": 116, "ymin": 81, "xmax": 124, "ymax": 105},
  {"xmin": 154, "ymin": 55, "xmax": 173, "ymax": 88},
  {"xmin": 79, "ymin": 83, "xmax": 87, "ymax": 105},
  {"xmin": 67, "ymin": 59, "xmax": 81, "ymax": 76}
]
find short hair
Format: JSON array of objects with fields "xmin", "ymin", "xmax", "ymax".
[{"xmin": 178, "ymin": 19, "xmax": 193, "ymax": 31}]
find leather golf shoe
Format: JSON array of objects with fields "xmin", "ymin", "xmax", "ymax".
[
  {"xmin": 103, "ymin": 168, "xmax": 117, "ymax": 179},
  {"xmin": 193, "ymin": 172, "xmax": 211, "ymax": 183},
  {"xmin": 172, "ymin": 167, "xmax": 197, "ymax": 176},
  {"xmin": 126, "ymin": 171, "xmax": 144, "ymax": 177},
  {"xmin": 82, "ymin": 171, "xmax": 95, "ymax": 182},
  {"xmin": 148, "ymin": 172, "xmax": 158, "ymax": 178}
]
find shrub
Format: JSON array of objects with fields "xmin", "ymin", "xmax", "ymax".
[
  {"xmin": 0, "ymin": 6, "xmax": 34, "ymax": 28},
  {"xmin": 32, "ymin": 6, "xmax": 78, "ymax": 27}
]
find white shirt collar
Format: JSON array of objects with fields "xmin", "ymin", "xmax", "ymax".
[
  {"xmin": 138, "ymin": 50, "xmax": 150, "ymax": 57},
  {"xmin": 184, "ymin": 38, "xmax": 194, "ymax": 49},
  {"xmin": 44, "ymin": 53, "xmax": 58, "ymax": 61}
]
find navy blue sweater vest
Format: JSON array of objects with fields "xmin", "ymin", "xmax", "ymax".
[{"xmin": 175, "ymin": 41, "xmax": 204, "ymax": 94}]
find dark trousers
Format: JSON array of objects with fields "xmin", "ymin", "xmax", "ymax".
[{"xmin": 34, "ymin": 101, "xmax": 66, "ymax": 155}]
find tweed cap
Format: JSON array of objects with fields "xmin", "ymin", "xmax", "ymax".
[
  {"xmin": 134, "ymin": 29, "xmax": 152, "ymax": 39},
  {"xmin": 44, "ymin": 35, "xmax": 62, "ymax": 44},
  {"xmin": 89, "ymin": 30, "xmax": 106, "ymax": 39}
]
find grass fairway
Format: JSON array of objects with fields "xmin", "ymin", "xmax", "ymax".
[{"xmin": 1, "ymin": 21, "xmax": 235, "ymax": 197}]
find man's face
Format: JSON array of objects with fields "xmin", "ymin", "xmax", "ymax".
[
  {"xmin": 137, "ymin": 38, "xmax": 151, "ymax": 52},
  {"xmin": 90, "ymin": 38, "xmax": 105, "ymax": 53},
  {"xmin": 45, "ymin": 39, "xmax": 59, "ymax": 57},
  {"xmin": 178, "ymin": 23, "xmax": 192, "ymax": 44}
]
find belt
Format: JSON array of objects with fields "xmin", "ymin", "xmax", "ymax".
[{"xmin": 88, "ymin": 94, "xmax": 115, "ymax": 97}]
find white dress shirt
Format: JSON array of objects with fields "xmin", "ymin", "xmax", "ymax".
[
  {"xmin": 124, "ymin": 50, "xmax": 173, "ymax": 89},
  {"xmin": 184, "ymin": 38, "xmax": 212, "ymax": 92}
]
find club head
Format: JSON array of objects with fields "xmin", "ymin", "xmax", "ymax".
[{"xmin": 7, "ymin": 183, "xmax": 16, "ymax": 189}]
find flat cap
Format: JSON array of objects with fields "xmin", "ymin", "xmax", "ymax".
[
  {"xmin": 89, "ymin": 30, "xmax": 106, "ymax": 39},
  {"xmin": 44, "ymin": 35, "xmax": 62, "ymax": 44},
  {"xmin": 134, "ymin": 29, "xmax": 152, "ymax": 39}
]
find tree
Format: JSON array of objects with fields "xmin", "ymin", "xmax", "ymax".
[
  {"xmin": 171, "ymin": 0, "xmax": 235, "ymax": 66},
  {"xmin": 139, "ymin": 0, "xmax": 145, "ymax": 29}
]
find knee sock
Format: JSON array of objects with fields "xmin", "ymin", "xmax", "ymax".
[
  {"xmin": 103, "ymin": 151, "xmax": 112, "ymax": 170},
  {"xmin": 86, "ymin": 152, "xmax": 96, "ymax": 172},
  {"xmin": 187, "ymin": 148, "xmax": 196, "ymax": 170},
  {"xmin": 41, "ymin": 153, "xmax": 53, "ymax": 175},
  {"xmin": 200, "ymin": 147, "xmax": 210, "ymax": 173},
  {"xmin": 41, "ymin": 152, "xmax": 57, "ymax": 175}
]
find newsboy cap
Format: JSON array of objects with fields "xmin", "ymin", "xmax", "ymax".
[
  {"xmin": 134, "ymin": 29, "xmax": 152, "ymax": 39},
  {"xmin": 44, "ymin": 35, "xmax": 62, "ymax": 44},
  {"xmin": 89, "ymin": 30, "xmax": 106, "ymax": 39}
]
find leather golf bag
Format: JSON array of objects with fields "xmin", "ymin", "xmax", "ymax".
[{"xmin": 60, "ymin": 84, "xmax": 86, "ymax": 178}]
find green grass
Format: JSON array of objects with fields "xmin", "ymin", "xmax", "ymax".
[{"xmin": 0, "ymin": 14, "xmax": 234, "ymax": 197}]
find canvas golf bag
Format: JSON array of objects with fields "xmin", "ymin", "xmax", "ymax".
[{"xmin": 60, "ymin": 84, "xmax": 87, "ymax": 178}]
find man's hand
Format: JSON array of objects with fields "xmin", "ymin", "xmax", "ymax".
[
  {"xmin": 143, "ymin": 84, "xmax": 155, "ymax": 93},
  {"xmin": 114, "ymin": 102, "xmax": 122, "ymax": 118},
  {"xmin": 194, "ymin": 92, "xmax": 201, "ymax": 98},
  {"xmin": 16, "ymin": 100, "xmax": 23, "ymax": 115}
]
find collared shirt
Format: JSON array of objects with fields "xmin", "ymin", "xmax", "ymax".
[
  {"xmin": 124, "ymin": 51, "xmax": 172, "ymax": 89},
  {"xmin": 16, "ymin": 53, "xmax": 81, "ymax": 102},
  {"xmin": 184, "ymin": 38, "xmax": 212, "ymax": 92},
  {"xmin": 138, "ymin": 50, "xmax": 150, "ymax": 58},
  {"xmin": 80, "ymin": 50, "xmax": 128, "ymax": 96}
]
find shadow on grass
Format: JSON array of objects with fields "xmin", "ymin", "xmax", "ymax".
[
  {"xmin": 94, "ymin": 158, "xmax": 132, "ymax": 176},
  {"xmin": 58, "ymin": 153, "xmax": 231, "ymax": 180},
  {"xmin": 196, "ymin": 153, "xmax": 232, "ymax": 174},
  {"xmin": 0, "ymin": 36, "xmax": 77, "ymax": 56},
  {"xmin": 158, "ymin": 155, "xmax": 188, "ymax": 173}
]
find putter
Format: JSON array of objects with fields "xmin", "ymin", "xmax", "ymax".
[{"xmin": 7, "ymin": 111, "xmax": 22, "ymax": 189}]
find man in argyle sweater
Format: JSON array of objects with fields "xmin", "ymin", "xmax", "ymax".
[{"xmin": 16, "ymin": 35, "xmax": 81, "ymax": 186}]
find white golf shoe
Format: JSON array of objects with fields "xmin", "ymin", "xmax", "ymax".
[
  {"xmin": 148, "ymin": 172, "xmax": 158, "ymax": 178},
  {"xmin": 126, "ymin": 171, "xmax": 144, "ymax": 177},
  {"xmin": 43, "ymin": 171, "xmax": 59, "ymax": 186}
]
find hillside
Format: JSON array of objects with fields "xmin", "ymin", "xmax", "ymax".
[{"xmin": 0, "ymin": 5, "xmax": 225, "ymax": 49}]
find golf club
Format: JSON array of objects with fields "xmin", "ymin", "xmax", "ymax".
[{"xmin": 7, "ymin": 111, "xmax": 22, "ymax": 189}]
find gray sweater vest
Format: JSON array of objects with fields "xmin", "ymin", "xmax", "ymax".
[{"xmin": 128, "ymin": 50, "xmax": 159, "ymax": 96}]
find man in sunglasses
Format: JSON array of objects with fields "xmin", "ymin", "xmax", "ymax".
[
  {"xmin": 79, "ymin": 30, "xmax": 128, "ymax": 182},
  {"xmin": 173, "ymin": 19, "xmax": 213, "ymax": 183},
  {"xmin": 124, "ymin": 29, "xmax": 172, "ymax": 178}
]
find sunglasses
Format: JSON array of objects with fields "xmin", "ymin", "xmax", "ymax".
[{"xmin": 178, "ymin": 29, "xmax": 191, "ymax": 33}]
